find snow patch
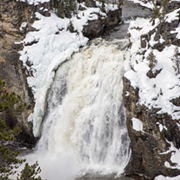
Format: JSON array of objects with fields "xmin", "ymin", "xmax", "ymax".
[
  {"xmin": 132, "ymin": 117, "xmax": 144, "ymax": 132},
  {"xmin": 155, "ymin": 175, "xmax": 180, "ymax": 180},
  {"xmin": 125, "ymin": 17, "xmax": 180, "ymax": 121}
]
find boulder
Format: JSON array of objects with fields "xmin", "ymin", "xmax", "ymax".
[
  {"xmin": 82, "ymin": 17, "xmax": 106, "ymax": 38},
  {"xmin": 82, "ymin": 8, "xmax": 122, "ymax": 39}
]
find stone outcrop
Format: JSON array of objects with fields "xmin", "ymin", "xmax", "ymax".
[
  {"xmin": 0, "ymin": 0, "xmax": 50, "ymax": 147},
  {"xmin": 82, "ymin": 0, "xmax": 122, "ymax": 39},
  {"xmin": 123, "ymin": 77, "xmax": 180, "ymax": 180},
  {"xmin": 82, "ymin": 15, "xmax": 106, "ymax": 39}
]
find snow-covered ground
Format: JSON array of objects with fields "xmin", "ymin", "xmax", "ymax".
[{"xmin": 124, "ymin": 2, "xmax": 180, "ymax": 179}]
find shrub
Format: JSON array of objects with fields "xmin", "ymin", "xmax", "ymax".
[{"xmin": 0, "ymin": 80, "xmax": 44, "ymax": 180}]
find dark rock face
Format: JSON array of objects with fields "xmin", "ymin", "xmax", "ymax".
[
  {"xmin": 0, "ymin": 0, "xmax": 50, "ymax": 147},
  {"xmin": 82, "ymin": 17, "xmax": 106, "ymax": 39},
  {"xmin": 82, "ymin": 8, "xmax": 122, "ymax": 39},
  {"xmin": 123, "ymin": 77, "xmax": 180, "ymax": 179},
  {"xmin": 165, "ymin": 1, "xmax": 180, "ymax": 14},
  {"xmin": 146, "ymin": 69, "xmax": 162, "ymax": 79},
  {"xmin": 106, "ymin": 9, "xmax": 122, "ymax": 27}
]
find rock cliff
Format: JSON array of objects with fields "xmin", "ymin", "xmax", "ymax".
[
  {"xmin": 123, "ymin": 1, "xmax": 180, "ymax": 179},
  {"xmin": 123, "ymin": 77, "xmax": 180, "ymax": 179},
  {"xmin": 0, "ymin": 0, "xmax": 50, "ymax": 147}
]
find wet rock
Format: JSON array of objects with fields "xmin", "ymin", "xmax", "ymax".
[
  {"xmin": 170, "ymin": 97, "xmax": 180, "ymax": 107},
  {"xmin": 106, "ymin": 9, "xmax": 122, "ymax": 27}
]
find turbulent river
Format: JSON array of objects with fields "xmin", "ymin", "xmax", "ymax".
[{"xmin": 23, "ymin": 1, "xmax": 152, "ymax": 180}]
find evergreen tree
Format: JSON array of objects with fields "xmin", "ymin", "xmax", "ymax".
[
  {"xmin": 117, "ymin": 0, "xmax": 123, "ymax": 8},
  {"xmin": 57, "ymin": 1, "xmax": 65, "ymax": 19},
  {"xmin": 146, "ymin": 51, "xmax": 157, "ymax": 69},
  {"xmin": 68, "ymin": 20, "xmax": 75, "ymax": 33},
  {"xmin": 0, "ymin": 80, "xmax": 44, "ymax": 180},
  {"xmin": 0, "ymin": 79, "xmax": 25, "ymax": 179},
  {"xmin": 50, "ymin": 0, "xmax": 78, "ymax": 18},
  {"xmin": 99, "ymin": 0, "xmax": 106, "ymax": 13},
  {"xmin": 17, "ymin": 162, "xmax": 43, "ymax": 180},
  {"xmin": 151, "ymin": 0, "xmax": 170, "ymax": 23}
]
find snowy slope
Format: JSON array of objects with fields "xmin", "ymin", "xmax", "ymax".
[{"xmin": 124, "ymin": 4, "xmax": 180, "ymax": 179}]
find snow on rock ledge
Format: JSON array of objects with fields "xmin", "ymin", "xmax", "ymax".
[{"xmin": 123, "ymin": 1, "xmax": 180, "ymax": 179}]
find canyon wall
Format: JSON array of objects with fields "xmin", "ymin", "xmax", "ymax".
[{"xmin": 123, "ymin": 1, "xmax": 180, "ymax": 179}]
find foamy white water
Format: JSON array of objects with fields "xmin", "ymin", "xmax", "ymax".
[{"xmin": 25, "ymin": 38, "xmax": 130, "ymax": 180}]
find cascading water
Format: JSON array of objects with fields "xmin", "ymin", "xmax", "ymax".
[
  {"xmin": 18, "ymin": 1, "xmax": 153, "ymax": 179},
  {"xmin": 25, "ymin": 38, "xmax": 131, "ymax": 180}
]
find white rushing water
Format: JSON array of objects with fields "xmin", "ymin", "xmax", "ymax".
[{"xmin": 25, "ymin": 38, "xmax": 130, "ymax": 180}]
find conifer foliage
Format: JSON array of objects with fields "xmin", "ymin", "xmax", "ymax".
[
  {"xmin": 147, "ymin": 51, "xmax": 157, "ymax": 69},
  {"xmin": 0, "ymin": 79, "xmax": 24, "ymax": 180},
  {"xmin": 0, "ymin": 80, "xmax": 44, "ymax": 180},
  {"xmin": 17, "ymin": 162, "xmax": 43, "ymax": 180},
  {"xmin": 50, "ymin": 0, "xmax": 78, "ymax": 18},
  {"xmin": 151, "ymin": 0, "xmax": 170, "ymax": 22}
]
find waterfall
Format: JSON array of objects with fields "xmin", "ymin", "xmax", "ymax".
[{"xmin": 26, "ymin": 38, "xmax": 131, "ymax": 180}]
